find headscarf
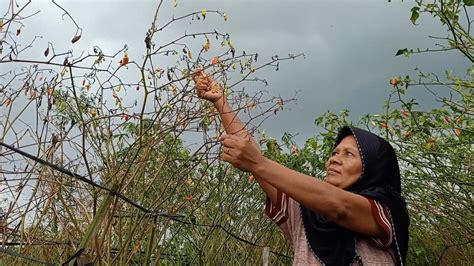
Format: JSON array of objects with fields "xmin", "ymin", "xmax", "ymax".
[{"xmin": 300, "ymin": 126, "xmax": 410, "ymax": 265}]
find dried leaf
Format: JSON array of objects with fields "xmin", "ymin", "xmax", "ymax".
[
  {"xmin": 203, "ymin": 38, "xmax": 211, "ymax": 52},
  {"xmin": 144, "ymin": 35, "xmax": 151, "ymax": 49},
  {"xmin": 291, "ymin": 144, "xmax": 299, "ymax": 155},
  {"xmin": 119, "ymin": 52, "xmax": 129, "ymax": 66},
  {"xmin": 16, "ymin": 28, "xmax": 21, "ymax": 36},
  {"xmin": 44, "ymin": 47, "xmax": 49, "ymax": 57},
  {"xmin": 71, "ymin": 34, "xmax": 81, "ymax": 44},
  {"xmin": 444, "ymin": 116, "xmax": 451, "ymax": 124},
  {"xmin": 5, "ymin": 98, "xmax": 12, "ymax": 107},
  {"xmin": 211, "ymin": 56, "xmax": 219, "ymax": 65},
  {"xmin": 455, "ymin": 128, "xmax": 462, "ymax": 136},
  {"xmin": 88, "ymin": 107, "xmax": 97, "ymax": 117},
  {"xmin": 247, "ymin": 100, "xmax": 256, "ymax": 110}
]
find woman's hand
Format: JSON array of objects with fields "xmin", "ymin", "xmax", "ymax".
[
  {"xmin": 220, "ymin": 134, "xmax": 266, "ymax": 173},
  {"xmin": 193, "ymin": 70, "xmax": 223, "ymax": 103}
]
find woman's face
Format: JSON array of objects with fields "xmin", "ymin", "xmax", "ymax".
[{"xmin": 325, "ymin": 135, "xmax": 363, "ymax": 189}]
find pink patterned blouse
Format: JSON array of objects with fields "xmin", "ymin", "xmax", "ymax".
[{"xmin": 265, "ymin": 190, "xmax": 396, "ymax": 265}]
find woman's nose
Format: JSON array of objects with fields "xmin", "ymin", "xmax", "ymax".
[{"xmin": 329, "ymin": 155, "xmax": 341, "ymax": 164}]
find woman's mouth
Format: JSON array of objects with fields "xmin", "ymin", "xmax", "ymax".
[{"xmin": 327, "ymin": 167, "xmax": 341, "ymax": 175}]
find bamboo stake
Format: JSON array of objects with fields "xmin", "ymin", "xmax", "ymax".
[{"xmin": 65, "ymin": 188, "xmax": 115, "ymax": 266}]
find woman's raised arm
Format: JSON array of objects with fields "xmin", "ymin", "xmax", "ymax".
[{"xmin": 193, "ymin": 71, "xmax": 278, "ymax": 204}]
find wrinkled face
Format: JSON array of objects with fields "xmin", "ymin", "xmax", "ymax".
[{"xmin": 325, "ymin": 135, "xmax": 363, "ymax": 189}]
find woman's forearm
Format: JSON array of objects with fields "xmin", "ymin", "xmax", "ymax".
[
  {"xmin": 254, "ymin": 177, "xmax": 278, "ymax": 204},
  {"xmin": 213, "ymin": 97, "xmax": 278, "ymax": 203},
  {"xmin": 253, "ymin": 158, "xmax": 348, "ymax": 222},
  {"xmin": 213, "ymin": 96, "xmax": 249, "ymax": 138}
]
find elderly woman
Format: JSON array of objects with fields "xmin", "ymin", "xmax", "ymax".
[{"xmin": 194, "ymin": 72, "xmax": 410, "ymax": 265}]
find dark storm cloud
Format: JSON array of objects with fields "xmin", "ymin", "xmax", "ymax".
[{"xmin": 2, "ymin": 0, "xmax": 468, "ymax": 144}]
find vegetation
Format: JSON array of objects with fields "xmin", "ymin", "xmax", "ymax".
[{"xmin": 0, "ymin": 0, "xmax": 471, "ymax": 264}]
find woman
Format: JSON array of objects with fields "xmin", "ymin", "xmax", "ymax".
[{"xmin": 194, "ymin": 71, "xmax": 410, "ymax": 265}]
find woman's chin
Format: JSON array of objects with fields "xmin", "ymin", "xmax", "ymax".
[{"xmin": 324, "ymin": 175, "xmax": 339, "ymax": 187}]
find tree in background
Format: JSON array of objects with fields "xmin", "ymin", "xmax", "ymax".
[{"xmin": 387, "ymin": 1, "xmax": 473, "ymax": 263}]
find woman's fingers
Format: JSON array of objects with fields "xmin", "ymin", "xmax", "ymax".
[
  {"xmin": 221, "ymin": 134, "xmax": 252, "ymax": 148},
  {"xmin": 196, "ymin": 78, "xmax": 209, "ymax": 87},
  {"xmin": 219, "ymin": 134, "xmax": 240, "ymax": 142},
  {"xmin": 220, "ymin": 135, "xmax": 239, "ymax": 154},
  {"xmin": 193, "ymin": 70, "xmax": 211, "ymax": 85},
  {"xmin": 221, "ymin": 136, "xmax": 244, "ymax": 153},
  {"xmin": 195, "ymin": 77, "xmax": 214, "ymax": 94},
  {"xmin": 222, "ymin": 137, "xmax": 238, "ymax": 148},
  {"xmin": 195, "ymin": 83, "xmax": 210, "ymax": 98},
  {"xmin": 220, "ymin": 135, "xmax": 252, "ymax": 160},
  {"xmin": 219, "ymin": 134, "xmax": 263, "ymax": 173},
  {"xmin": 223, "ymin": 146, "xmax": 233, "ymax": 155},
  {"xmin": 192, "ymin": 69, "xmax": 205, "ymax": 80},
  {"xmin": 221, "ymin": 151, "xmax": 231, "ymax": 163},
  {"xmin": 194, "ymin": 70, "xmax": 224, "ymax": 103}
]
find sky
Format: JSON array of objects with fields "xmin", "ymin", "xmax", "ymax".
[{"xmin": 1, "ymin": 0, "xmax": 469, "ymax": 145}]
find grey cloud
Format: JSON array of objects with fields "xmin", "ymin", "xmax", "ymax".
[{"xmin": 2, "ymin": 0, "xmax": 467, "ymax": 145}]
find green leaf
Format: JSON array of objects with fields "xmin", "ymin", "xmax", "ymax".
[
  {"xmin": 463, "ymin": 0, "xmax": 474, "ymax": 6},
  {"xmin": 410, "ymin": 6, "xmax": 420, "ymax": 25},
  {"xmin": 395, "ymin": 48, "xmax": 409, "ymax": 56}
]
